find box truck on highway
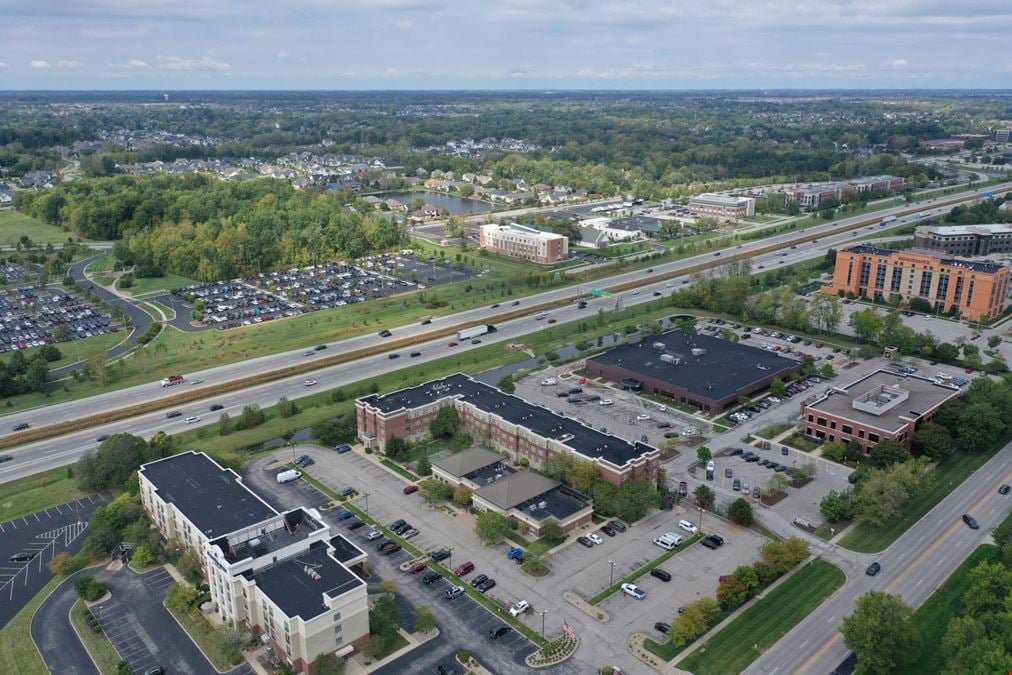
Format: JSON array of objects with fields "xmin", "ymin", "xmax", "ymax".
[
  {"xmin": 457, "ymin": 324, "xmax": 496, "ymax": 340},
  {"xmin": 880, "ymin": 215, "xmax": 898, "ymax": 226}
]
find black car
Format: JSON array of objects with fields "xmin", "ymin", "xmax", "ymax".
[
  {"xmin": 470, "ymin": 573, "xmax": 488, "ymax": 588},
  {"xmin": 209, "ymin": 403, "xmax": 224, "ymax": 411},
  {"xmin": 96, "ymin": 434, "xmax": 109, "ymax": 442},
  {"xmin": 491, "ymin": 304, "xmax": 500, "ymax": 309},
  {"xmin": 866, "ymin": 562, "xmax": 881, "ymax": 576},
  {"xmin": 577, "ymin": 536, "xmax": 594, "ymax": 548},
  {"xmin": 388, "ymin": 353, "xmax": 400, "ymax": 359},
  {"xmin": 962, "ymin": 514, "xmax": 980, "ymax": 529},
  {"xmin": 166, "ymin": 411, "xmax": 182, "ymax": 419},
  {"xmin": 314, "ymin": 344, "xmax": 327, "ymax": 351},
  {"xmin": 729, "ymin": 447, "xmax": 744, "ymax": 457},
  {"xmin": 378, "ymin": 329, "xmax": 392, "ymax": 337},
  {"xmin": 389, "ymin": 518, "xmax": 406, "ymax": 530},
  {"xmin": 489, "ymin": 624, "xmax": 512, "ymax": 640},
  {"xmin": 656, "ymin": 421, "xmax": 671, "ymax": 429},
  {"xmin": 421, "ymin": 319, "xmax": 432, "ymax": 325},
  {"xmin": 295, "ymin": 455, "xmax": 314, "ymax": 467},
  {"xmin": 999, "ymin": 484, "xmax": 1010, "ymax": 495},
  {"xmin": 476, "ymin": 578, "xmax": 496, "ymax": 593},
  {"xmin": 410, "ymin": 351, "xmax": 422, "ymax": 357},
  {"xmin": 0, "ymin": 455, "xmax": 12, "ymax": 464},
  {"xmin": 654, "ymin": 622, "xmax": 671, "ymax": 634},
  {"xmin": 422, "ymin": 572, "xmax": 442, "ymax": 585},
  {"xmin": 431, "ymin": 549, "xmax": 451, "ymax": 562},
  {"xmin": 9, "ymin": 551, "xmax": 35, "ymax": 562},
  {"xmin": 347, "ymin": 520, "xmax": 366, "ymax": 531},
  {"xmin": 12, "ymin": 422, "xmax": 29, "ymax": 431},
  {"xmin": 650, "ymin": 568, "xmax": 671, "ymax": 582},
  {"xmin": 609, "ymin": 520, "xmax": 627, "ymax": 532},
  {"xmin": 437, "ymin": 663, "xmax": 458, "ymax": 675}
]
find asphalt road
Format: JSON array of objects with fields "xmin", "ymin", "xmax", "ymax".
[
  {"xmin": 747, "ymin": 439, "xmax": 1012, "ymax": 674},
  {"xmin": 31, "ymin": 568, "xmax": 100, "ymax": 675},
  {"xmin": 2, "ymin": 185, "xmax": 1009, "ymax": 485},
  {"xmin": 0, "ymin": 493, "xmax": 110, "ymax": 629}
]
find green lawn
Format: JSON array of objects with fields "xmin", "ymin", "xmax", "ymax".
[
  {"xmin": 0, "ymin": 467, "xmax": 90, "ymax": 523},
  {"xmin": 125, "ymin": 273, "xmax": 200, "ymax": 297},
  {"xmin": 71, "ymin": 599, "xmax": 123, "ymax": 673},
  {"xmin": 165, "ymin": 600, "xmax": 237, "ymax": 671},
  {"xmin": 85, "ymin": 255, "xmax": 117, "ymax": 274},
  {"xmin": 0, "ymin": 210, "xmax": 74, "ymax": 246},
  {"xmin": 678, "ymin": 560, "xmax": 845, "ymax": 675},
  {"xmin": 840, "ymin": 444, "xmax": 1005, "ymax": 553},
  {"xmin": 0, "ymin": 574, "xmax": 62, "ymax": 675},
  {"xmin": 906, "ymin": 544, "xmax": 1000, "ymax": 675},
  {"xmin": 755, "ymin": 423, "xmax": 792, "ymax": 440}
]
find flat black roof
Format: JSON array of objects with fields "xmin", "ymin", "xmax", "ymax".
[
  {"xmin": 140, "ymin": 452, "xmax": 277, "ymax": 538},
  {"xmin": 517, "ymin": 485, "xmax": 589, "ymax": 522},
  {"xmin": 251, "ymin": 542, "xmax": 363, "ymax": 620},
  {"xmin": 360, "ymin": 374, "xmax": 657, "ymax": 468},
  {"xmin": 587, "ymin": 330, "xmax": 799, "ymax": 401},
  {"xmin": 845, "ymin": 244, "xmax": 1006, "ymax": 273},
  {"xmin": 328, "ymin": 534, "xmax": 367, "ymax": 565}
]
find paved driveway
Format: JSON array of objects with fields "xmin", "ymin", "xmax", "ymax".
[{"xmin": 31, "ymin": 569, "xmax": 99, "ymax": 675}]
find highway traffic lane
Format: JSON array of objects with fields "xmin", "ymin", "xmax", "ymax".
[
  {"xmin": 0, "ymin": 198, "xmax": 995, "ymax": 482},
  {"xmin": 747, "ymin": 443, "xmax": 1012, "ymax": 674},
  {"xmin": 1, "ymin": 184, "xmax": 1007, "ymax": 442}
]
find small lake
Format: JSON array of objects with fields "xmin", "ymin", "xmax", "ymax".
[{"xmin": 381, "ymin": 191, "xmax": 494, "ymax": 216}]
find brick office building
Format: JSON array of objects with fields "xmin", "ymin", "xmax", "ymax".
[
  {"xmin": 585, "ymin": 330, "xmax": 802, "ymax": 413},
  {"xmin": 822, "ymin": 245, "xmax": 1011, "ymax": 321},
  {"xmin": 913, "ymin": 223, "xmax": 1012, "ymax": 257},
  {"xmin": 800, "ymin": 369, "xmax": 961, "ymax": 453},
  {"xmin": 478, "ymin": 223, "xmax": 569, "ymax": 264},
  {"xmin": 356, "ymin": 374, "xmax": 659, "ymax": 486}
]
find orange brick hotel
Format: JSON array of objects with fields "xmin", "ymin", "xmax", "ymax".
[{"xmin": 823, "ymin": 245, "xmax": 1011, "ymax": 322}]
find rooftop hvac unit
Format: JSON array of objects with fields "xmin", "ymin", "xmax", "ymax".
[
  {"xmin": 653, "ymin": 342, "xmax": 666, "ymax": 351},
  {"xmin": 495, "ymin": 473, "xmax": 503, "ymax": 480},
  {"xmin": 690, "ymin": 348, "xmax": 706, "ymax": 356},
  {"xmin": 528, "ymin": 504, "xmax": 539, "ymax": 512},
  {"xmin": 660, "ymin": 354, "xmax": 679, "ymax": 364},
  {"xmin": 538, "ymin": 501, "xmax": 548, "ymax": 509}
]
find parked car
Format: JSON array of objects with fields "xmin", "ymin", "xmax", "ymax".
[
  {"xmin": 650, "ymin": 568, "xmax": 672, "ymax": 582},
  {"xmin": 587, "ymin": 532, "xmax": 604, "ymax": 545},
  {"xmin": 678, "ymin": 481, "xmax": 688, "ymax": 496},
  {"xmin": 453, "ymin": 561, "xmax": 475, "ymax": 576},
  {"xmin": 678, "ymin": 520, "xmax": 699, "ymax": 535},
  {"xmin": 608, "ymin": 520, "xmax": 627, "ymax": 532},
  {"xmin": 654, "ymin": 621, "xmax": 671, "ymax": 634},
  {"xmin": 366, "ymin": 530, "xmax": 383, "ymax": 541},
  {"xmin": 403, "ymin": 484, "xmax": 419, "ymax": 495},
  {"xmin": 507, "ymin": 547, "xmax": 524, "ymax": 560},
  {"xmin": 402, "ymin": 528, "xmax": 419, "ymax": 539},
  {"xmin": 337, "ymin": 510, "xmax": 354, "ymax": 521},
  {"xmin": 732, "ymin": 479, "xmax": 741, "ymax": 491},
  {"xmin": 621, "ymin": 583, "xmax": 645, "ymax": 599},
  {"xmin": 422, "ymin": 572, "xmax": 441, "ymax": 585},
  {"xmin": 470, "ymin": 574, "xmax": 489, "ymax": 588},
  {"xmin": 437, "ymin": 663, "xmax": 457, "ymax": 675},
  {"xmin": 577, "ymin": 536, "xmax": 594, "ymax": 548},
  {"xmin": 476, "ymin": 578, "xmax": 496, "ymax": 593},
  {"xmin": 340, "ymin": 486, "xmax": 357, "ymax": 497},
  {"xmin": 601, "ymin": 525, "xmax": 616, "ymax": 537},
  {"xmin": 445, "ymin": 586, "xmax": 465, "ymax": 600},
  {"xmin": 381, "ymin": 543, "xmax": 401, "ymax": 555},
  {"xmin": 9, "ymin": 551, "xmax": 35, "ymax": 562},
  {"xmin": 509, "ymin": 599, "xmax": 530, "ymax": 617},
  {"xmin": 489, "ymin": 624, "xmax": 513, "ymax": 640},
  {"xmin": 431, "ymin": 549, "xmax": 451, "ymax": 562},
  {"xmin": 295, "ymin": 455, "xmax": 314, "ymax": 467},
  {"xmin": 334, "ymin": 443, "xmax": 353, "ymax": 454},
  {"xmin": 408, "ymin": 561, "xmax": 427, "ymax": 574}
]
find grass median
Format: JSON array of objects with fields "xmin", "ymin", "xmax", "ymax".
[
  {"xmin": 678, "ymin": 559, "xmax": 845, "ymax": 675},
  {"xmin": 70, "ymin": 599, "xmax": 123, "ymax": 673},
  {"xmin": 906, "ymin": 544, "xmax": 1000, "ymax": 675},
  {"xmin": 589, "ymin": 534, "xmax": 702, "ymax": 605},
  {"xmin": 839, "ymin": 443, "xmax": 1005, "ymax": 553},
  {"xmin": 0, "ymin": 574, "xmax": 63, "ymax": 675}
]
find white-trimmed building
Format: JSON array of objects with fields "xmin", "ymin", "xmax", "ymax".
[
  {"xmin": 687, "ymin": 194, "xmax": 756, "ymax": 220},
  {"xmin": 479, "ymin": 223, "xmax": 569, "ymax": 263}
]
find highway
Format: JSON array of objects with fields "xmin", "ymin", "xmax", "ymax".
[
  {"xmin": 0, "ymin": 187, "xmax": 1006, "ymax": 483},
  {"xmin": 748, "ymin": 442, "xmax": 1012, "ymax": 674}
]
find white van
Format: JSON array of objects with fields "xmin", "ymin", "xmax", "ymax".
[
  {"xmin": 653, "ymin": 532, "xmax": 684, "ymax": 550},
  {"xmin": 541, "ymin": 377, "xmax": 557, "ymax": 386},
  {"xmin": 276, "ymin": 469, "xmax": 302, "ymax": 484}
]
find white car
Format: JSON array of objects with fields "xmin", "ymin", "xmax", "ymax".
[
  {"xmin": 184, "ymin": 416, "xmax": 200, "ymax": 424},
  {"xmin": 304, "ymin": 380, "xmax": 318, "ymax": 387},
  {"xmin": 636, "ymin": 414, "xmax": 651, "ymax": 421},
  {"xmin": 655, "ymin": 404, "xmax": 667, "ymax": 412},
  {"xmin": 621, "ymin": 583, "xmax": 645, "ymax": 599},
  {"xmin": 599, "ymin": 399, "xmax": 613, "ymax": 406},
  {"xmin": 541, "ymin": 378, "xmax": 557, "ymax": 386},
  {"xmin": 587, "ymin": 532, "xmax": 604, "ymax": 545},
  {"xmin": 509, "ymin": 599, "xmax": 530, "ymax": 617},
  {"xmin": 366, "ymin": 530, "xmax": 383, "ymax": 541},
  {"xmin": 935, "ymin": 373, "xmax": 952, "ymax": 381},
  {"xmin": 678, "ymin": 520, "xmax": 699, "ymax": 535}
]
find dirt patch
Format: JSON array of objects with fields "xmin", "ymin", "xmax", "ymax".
[{"xmin": 761, "ymin": 490, "xmax": 788, "ymax": 507}]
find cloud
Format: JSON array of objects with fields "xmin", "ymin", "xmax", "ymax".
[
  {"xmin": 883, "ymin": 58, "xmax": 909, "ymax": 68},
  {"xmin": 396, "ymin": 19, "xmax": 413, "ymax": 29},
  {"xmin": 29, "ymin": 60, "xmax": 52, "ymax": 69},
  {"xmin": 0, "ymin": 62, "xmax": 8, "ymax": 69},
  {"xmin": 156, "ymin": 55, "xmax": 231, "ymax": 72},
  {"xmin": 57, "ymin": 59, "xmax": 82, "ymax": 69},
  {"xmin": 382, "ymin": 67, "xmax": 400, "ymax": 78}
]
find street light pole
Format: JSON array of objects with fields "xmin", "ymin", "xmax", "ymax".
[
  {"xmin": 539, "ymin": 610, "xmax": 549, "ymax": 640},
  {"xmin": 698, "ymin": 506, "xmax": 704, "ymax": 531},
  {"xmin": 608, "ymin": 560, "xmax": 616, "ymax": 588},
  {"xmin": 363, "ymin": 492, "xmax": 371, "ymax": 514}
]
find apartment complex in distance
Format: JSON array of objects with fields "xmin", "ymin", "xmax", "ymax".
[
  {"xmin": 913, "ymin": 223, "xmax": 1012, "ymax": 257},
  {"xmin": 822, "ymin": 245, "xmax": 1011, "ymax": 321},
  {"xmin": 687, "ymin": 193, "xmax": 756, "ymax": 220},
  {"xmin": 138, "ymin": 452, "xmax": 369, "ymax": 673},
  {"xmin": 801, "ymin": 368, "xmax": 961, "ymax": 453},
  {"xmin": 356, "ymin": 373, "xmax": 660, "ymax": 486},
  {"xmin": 785, "ymin": 175, "xmax": 905, "ymax": 210},
  {"xmin": 478, "ymin": 223, "xmax": 568, "ymax": 263}
]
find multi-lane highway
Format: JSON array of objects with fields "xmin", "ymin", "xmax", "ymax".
[
  {"xmin": 748, "ymin": 442, "xmax": 1012, "ymax": 674},
  {"xmin": 1, "ymin": 185, "xmax": 1008, "ymax": 483}
]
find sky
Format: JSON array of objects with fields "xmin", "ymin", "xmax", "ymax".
[{"xmin": 0, "ymin": 0, "xmax": 1010, "ymax": 90}]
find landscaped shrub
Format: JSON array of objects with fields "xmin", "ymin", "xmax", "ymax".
[{"xmin": 74, "ymin": 576, "xmax": 108, "ymax": 601}]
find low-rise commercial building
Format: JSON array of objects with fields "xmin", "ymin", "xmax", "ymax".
[
  {"xmin": 431, "ymin": 448, "xmax": 592, "ymax": 536},
  {"xmin": 688, "ymin": 193, "xmax": 756, "ymax": 220},
  {"xmin": 913, "ymin": 223, "xmax": 1012, "ymax": 257},
  {"xmin": 356, "ymin": 374, "xmax": 660, "ymax": 486},
  {"xmin": 821, "ymin": 245, "xmax": 1011, "ymax": 321},
  {"xmin": 800, "ymin": 368, "xmax": 961, "ymax": 452},
  {"xmin": 478, "ymin": 223, "xmax": 568, "ymax": 263},
  {"xmin": 784, "ymin": 176, "xmax": 904, "ymax": 209},
  {"xmin": 138, "ymin": 452, "xmax": 369, "ymax": 673},
  {"xmin": 585, "ymin": 330, "xmax": 802, "ymax": 413}
]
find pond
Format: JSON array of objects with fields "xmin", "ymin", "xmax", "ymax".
[{"xmin": 382, "ymin": 191, "xmax": 494, "ymax": 216}]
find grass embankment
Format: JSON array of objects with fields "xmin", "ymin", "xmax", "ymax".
[
  {"xmin": 0, "ymin": 467, "xmax": 88, "ymax": 523},
  {"xmin": 165, "ymin": 599, "xmax": 236, "ymax": 671},
  {"xmin": 905, "ymin": 544, "xmax": 1000, "ymax": 675},
  {"xmin": 589, "ymin": 535, "xmax": 702, "ymax": 605},
  {"xmin": 839, "ymin": 444, "xmax": 1005, "ymax": 553},
  {"xmin": 0, "ymin": 574, "xmax": 63, "ymax": 675},
  {"xmin": 125, "ymin": 273, "xmax": 200, "ymax": 297},
  {"xmin": 0, "ymin": 211, "xmax": 74, "ymax": 246},
  {"xmin": 71, "ymin": 599, "xmax": 123, "ymax": 673},
  {"xmin": 754, "ymin": 424, "xmax": 792, "ymax": 440},
  {"xmin": 677, "ymin": 560, "xmax": 845, "ymax": 674}
]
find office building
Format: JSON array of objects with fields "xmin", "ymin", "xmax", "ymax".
[
  {"xmin": 688, "ymin": 193, "xmax": 756, "ymax": 220},
  {"xmin": 822, "ymin": 245, "xmax": 1011, "ymax": 321},
  {"xmin": 913, "ymin": 223, "xmax": 1012, "ymax": 257},
  {"xmin": 479, "ymin": 223, "xmax": 568, "ymax": 263}
]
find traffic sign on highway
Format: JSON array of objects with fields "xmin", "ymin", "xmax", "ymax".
[
  {"xmin": 590, "ymin": 289, "xmax": 612, "ymax": 297},
  {"xmin": 984, "ymin": 191, "xmax": 993, "ymax": 198}
]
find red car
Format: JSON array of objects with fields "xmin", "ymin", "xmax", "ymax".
[
  {"xmin": 579, "ymin": 377, "xmax": 587, "ymax": 384},
  {"xmin": 453, "ymin": 561, "xmax": 475, "ymax": 576},
  {"xmin": 815, "ymin": 343, "xmax": 824, "ymax": 348},
  {"xmin": 547, "ymin": 319, "xmax": 557, "ymax": 324},
  {"xmin": 449, "ymin": 341, "xmax": 459, "ymax": 347},
  {"xmin": 408, "ymin": 561, "xmax": 427, "ymax": 574},
  {"xmin": 403, "ymin": 484, "xmax": 419, "ymax": 495}
]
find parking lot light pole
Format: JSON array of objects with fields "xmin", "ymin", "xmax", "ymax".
[
  {"xmin": 539, "ymin": 610, "xmax": 549, "ymax": 640},
  {"xmin": 608, "ymin": 560, "xmax": 616, "ymax": 588},
  {"xmin": 447, "ymin": 546, "xmax": 454, "ymax": 570},
  {"xmin": 698, "ymin": 506, "xmax": 704, "ymax": 531},
  {"xmin": 363, "ymin": 492, "xmax": 370, "ymax": 514}
]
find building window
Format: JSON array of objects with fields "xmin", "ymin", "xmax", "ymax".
[
  {"xmin": 890, "ymin": 268, "xmax": 902, "ymax": 293},
  {"xmin": 842, "ymin": 425, "xmax": 852, "ymax": 434},
  {"xmin": 953, "ymin": 277, "xmax": 964, "ymax": 303},
  {"xmin": 874, "ymin": 264, "xmax": 886, "ymax": 289},
  {"xmin": 817, "ymin": 417, "xmax": 827, "ymax": 427},
  {"xmin": 830, "ymin": 421, "xmax": 837, "ymax": 430},
  {"xmin": 919, "ymin": 271, "xmax": 933, "ymax": 297},
  {"xmin": 936, "ymin": 274, "xmax": 949, "ymax": 300},
  {"xmin": 868, "ymin": 433, "xmax": 880, "ymax": 443},
  {"xmin": 858, "ymin": 430, "xmax": 865, "ymax": 438}
]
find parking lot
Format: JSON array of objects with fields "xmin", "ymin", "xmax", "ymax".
[
  {"xmin": 513, "ymin": 363, "xmax": 708, "ymax": 448},
  {"xmin": 0, "ymin": 493, "xmax": 110, "ymax": 629},
  {"xmin": 0, "ymin": 285, "xmax": 115, "ymax": 354},
  {"xmin": 166, "ymin": 252, "xmax": 483, "ymax": 330}
]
